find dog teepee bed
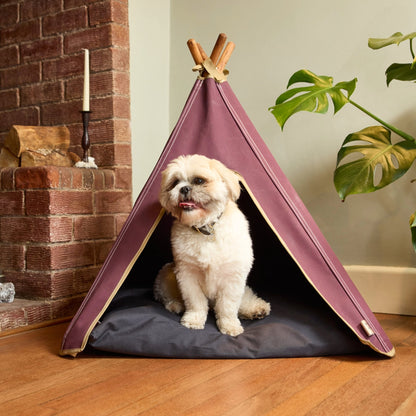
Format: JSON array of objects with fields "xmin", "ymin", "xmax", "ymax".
[{"xmin": 60, "ymin": 34, "xmax": 394, "ymax": 359}]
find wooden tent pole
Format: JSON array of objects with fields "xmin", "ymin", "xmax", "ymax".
[
  {"xmin": 217, "ymin": 41, "xmax": 235, "ymax": 72},
  {"xmin": 197, "ymin": 43, "xmax": 208, "ymax": 61},
  {"xmin": 187, "ymin": 39, "xmax": 203, "ymax": 64},
  {"xmin": 197, "ymin": 43, "xmax": 209, "ymax": 77},
  {"xmin": 188, "ymin": 34, "xmax": 235, "ymax": 76},
  {"xmin": 210, "ymin": 33, "xmax": 227, "ymax": 65}
]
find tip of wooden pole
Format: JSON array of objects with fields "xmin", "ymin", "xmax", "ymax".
[
  {"xmin": 187, "ymin": 39, "xmax": 203, "ymax": 64},
  {"xmin": 188, "ymin": 34, "xmax": 235, "ymax": 77}
]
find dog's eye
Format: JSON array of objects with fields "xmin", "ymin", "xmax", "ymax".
[
  {"xmin": 192, "ymin": 177, "xmax": 205, "ymax": 185},
  {"xmin": 168, "ymin": 179, "xmax": 179, "ymax": 190}
]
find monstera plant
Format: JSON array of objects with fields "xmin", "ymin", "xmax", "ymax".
[{"xmin": 269, "ymin": 32, "xmax": 416, "ymax": 250}]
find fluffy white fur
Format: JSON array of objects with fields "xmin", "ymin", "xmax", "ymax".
[{"xmin": 154, "ymin": 154, "xmax": 270, "ymax": 336}]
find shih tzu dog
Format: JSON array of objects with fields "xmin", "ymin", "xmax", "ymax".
[{"xmin": 154, "ymin": 154, "xmax": 270, "ymax": 337}]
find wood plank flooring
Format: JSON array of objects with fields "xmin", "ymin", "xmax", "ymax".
[{"xmin": 0, "ymin": 313, "xmax": 415, "ymax": 416}]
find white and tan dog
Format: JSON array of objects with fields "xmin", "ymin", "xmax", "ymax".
[{"xmin": 154, "ymin": 154, "xmax": 270, "ymax": 336}]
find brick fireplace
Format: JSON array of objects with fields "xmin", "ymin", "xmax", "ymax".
[{"xmin": 0, "ymin": 0, "xmax": 132, "ymax": 332}]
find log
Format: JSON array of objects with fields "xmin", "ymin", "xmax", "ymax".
[
  {"xmin": 4, "ymin": 126, "xmax": 70, "ymax": 158},
  {"xmin": 0, "ymin": 146, "xmax": 19, "ymax": 168},
  {"xmin": 20, "ymin": 150, "xmax": 74, "ymax": 167}
]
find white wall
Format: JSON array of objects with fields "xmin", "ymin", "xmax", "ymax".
[
  {"xmin": 129, "ymin": 0, "xmax": 170, "ymax": 200},
  {"xmin": 130, "ymin": 0, "xmax": 416, "ymax": 268},
  {"xmin": 169, "ymin": 0, "xmax": 416, "ymax": 268}
]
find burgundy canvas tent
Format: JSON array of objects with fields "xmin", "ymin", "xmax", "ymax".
[{"xmin": 60, "ymin": 35, "xmax": 394, "ymax": 358}]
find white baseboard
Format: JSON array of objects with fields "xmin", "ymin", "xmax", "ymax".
[{"xmin": 345, "ymin": 265, "xmax": 416, "ymax": 316}]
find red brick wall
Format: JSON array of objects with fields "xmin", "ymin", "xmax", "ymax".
[
  {"xmin": 0, "ymin": 0, "xmax": 133, "ymax": 329},
  {"xmin": 0, "ymin": 0, "xmax": 131, "ymax": 175},
  {"xmin": 0, "ymin": 165, "xmax": 130, "ymax": 320}
]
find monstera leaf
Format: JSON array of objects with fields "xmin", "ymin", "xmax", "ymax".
[
  {"xmin": 334, "ymin": 126, "xmax": 416, "ymax": 200},
  {"xmin": 368, "ymin": 32, "xmax": 416, "ymax": 85},
  {"xmin": 269, "ymin": 70, "xmax": 357, "ymax": 129},
  {"xmin": 368, "ymin": 32, "xmax": 416, "ymax": 49},
  {"xmin": 384, "ymin": 63, "xmax": 416, "ymax": 86},
  {"xmin": 409, "ymin": 211, "xmax": 416, "ymax": 252}
]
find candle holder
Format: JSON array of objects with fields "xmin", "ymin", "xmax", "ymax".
[{"xmin": 80, "ymin": 110, "xmax": 91, "ymax": 162}]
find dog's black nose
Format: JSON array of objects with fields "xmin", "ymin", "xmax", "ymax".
[{"xmin": 180, "ymin": 186, "xmax": 191, "ymax": 196}]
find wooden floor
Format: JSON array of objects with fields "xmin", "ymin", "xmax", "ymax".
[{"xmin": 1, "ymin": 314, "xmax": 415, "ymax": 416}]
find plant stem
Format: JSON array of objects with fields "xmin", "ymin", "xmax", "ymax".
[
  {"xmin": 348, "ymin": 99, "xmax": 416, "ymax": 143},
  {"xmin": 410, "ymin": 39, "xmax": 416, "ymax": 70}
]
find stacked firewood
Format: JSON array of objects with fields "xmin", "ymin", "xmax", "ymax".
[{"xmin": 0, "ymin": 125, "xmax": 80, "ymax": 168}]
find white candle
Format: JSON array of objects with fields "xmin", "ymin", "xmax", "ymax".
[{"xmin": 82, "ymin": 49, "xmax": 90, "ymax": 111}]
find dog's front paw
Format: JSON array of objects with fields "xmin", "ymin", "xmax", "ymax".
[
  {"xmin": 181, "ymin": 311, "xmax": 206, "ymax": 330},
  {"xmin": 238, "ymin": 290, "xmax": 271, "ymax": 320},
  {"xmin": 217, "ymin": 318, "xmax": 244, "ymax": 337},
  {"xmin": 250, "ymin": 300, "xmax": 271, "ymax": 320}
]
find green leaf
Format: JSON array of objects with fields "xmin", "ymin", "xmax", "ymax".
[
  {"xmin": 269, "ymin": 69, "xmax": 357, "ymax": 129},
  {"xmin": 334, "ymin": 126, "xmax": 416, "ymax": 200},
  {"xmin": 409, "ymin": 211, "xmax": 416, "ymax": 252},
  {"xmin": 368, "ymin": 32, "xmax": 416, "ymax": 49},
  {"xmin": 385, "ymin": 63, "xmax": 416, "ymax": 85}
]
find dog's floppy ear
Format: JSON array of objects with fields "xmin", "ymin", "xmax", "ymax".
[
  {"xmin": 159, "ymin": 165, "xmax": 175, "ymax": 208},
  {"xmin": 158, "ymin": 170, "xmax": 169, "ymax": 209},
  {"xmin": 211, "ymin": 159, "xmax": 241, "ymax": 201}
]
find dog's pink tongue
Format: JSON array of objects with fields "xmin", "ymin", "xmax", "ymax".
[{"xmin": 179, "ymin": 201, "xmax": 197, "ymax": 209}]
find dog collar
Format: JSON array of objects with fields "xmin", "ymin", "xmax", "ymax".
[
  {"xmin": 192, "ymin": 222, "xmax": 216, "ymax": 236},
  {"xmin": 192, "ymin": 213, "xmax": 222, "ymax": 236}
]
